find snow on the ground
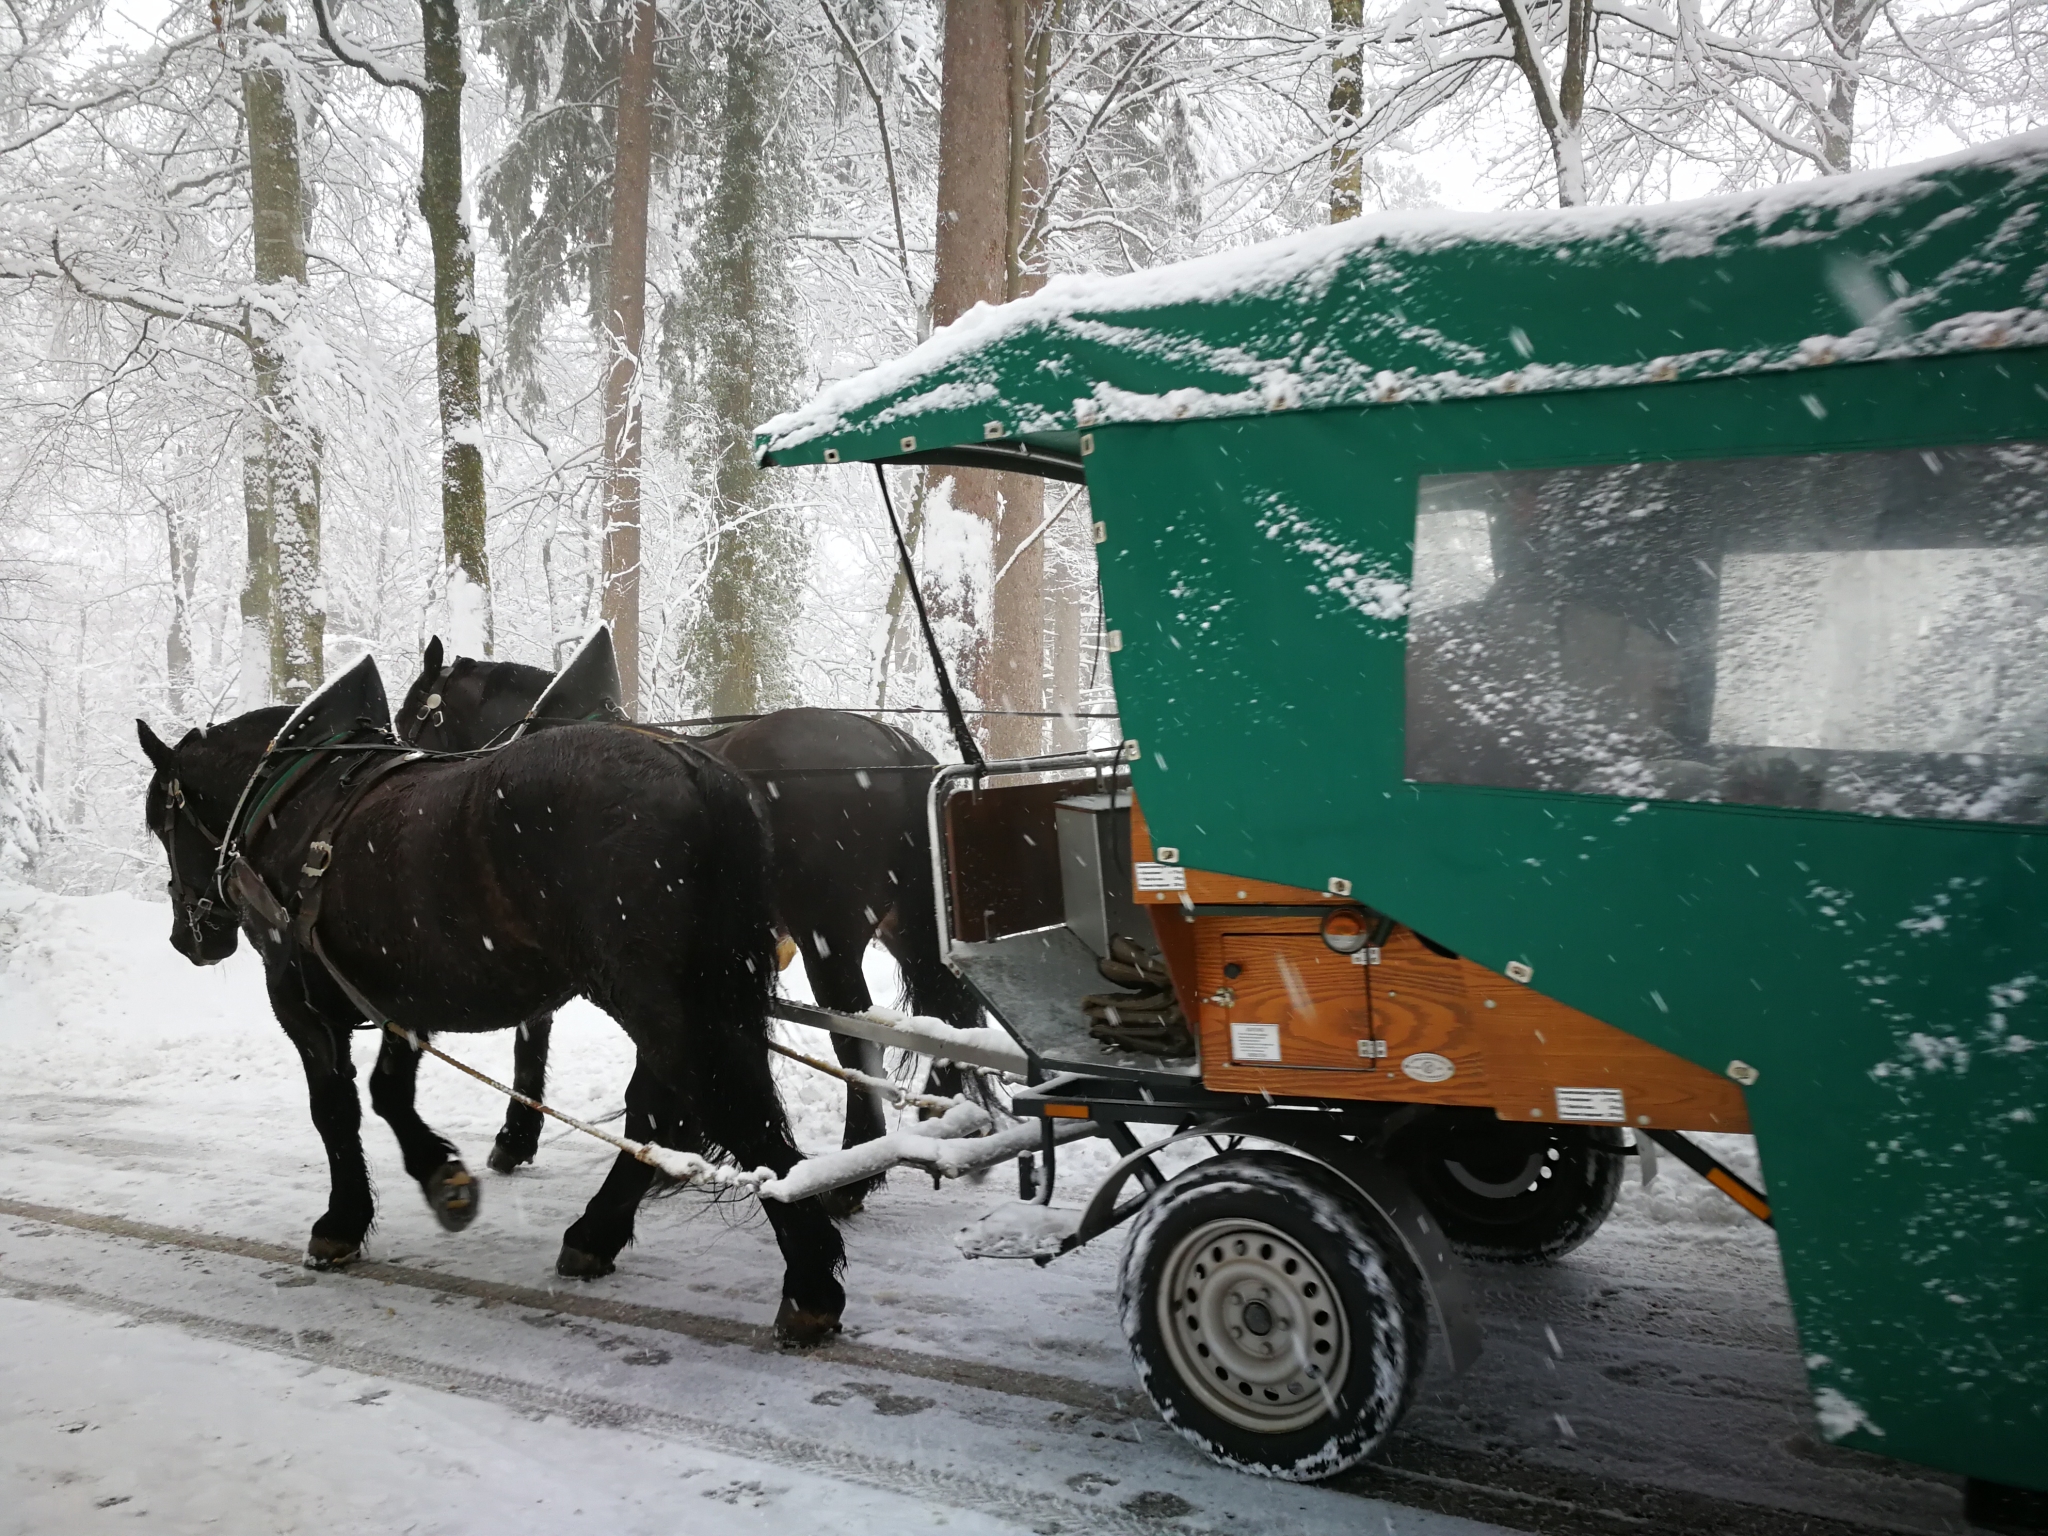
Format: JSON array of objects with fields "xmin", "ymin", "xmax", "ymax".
[
  {"xmin": 0, "ymin": 883, "xmax": 1965, "ymax": 1534},
  {"xmin": 0, "ymin": 1294, "xmax": 1016, "ymax": 1536}
]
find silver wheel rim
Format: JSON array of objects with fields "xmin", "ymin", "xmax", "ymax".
[{"xmin": 1156, "ymin": 1217, "xmax": 1351, "ymax": 1434}]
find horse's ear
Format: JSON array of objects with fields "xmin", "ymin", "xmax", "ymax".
[
  {"xmin": 422, "ymin": 636, "xmax": 444, "ymax": 676},
  {"xmin": 137, "ymin": 719, "xmax": 176, "ymax": 775}
]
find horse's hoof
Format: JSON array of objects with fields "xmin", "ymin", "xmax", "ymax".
[
  {"xmin": 555, "ymin": 1244, "xmax": 615, "ymax": 1280},
  {"xmin": 305, "ymin": 1236, "xmax": 361, "ymax": 1270},
  {"xmin": 774, "ymin": 1295, "xmax": 843, "ymax": 1348},
  {"xmin": 487, "ymin": 1136, "xmax": 536, "ymax": 1174},
  {"xmin": 426, "ymin": 1161, "xmax": 480, "ymax": 1232}
]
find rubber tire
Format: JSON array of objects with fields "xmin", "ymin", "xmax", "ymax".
[
  {"xmin": 1395, "ymin": 1109, "xmax": 1625, "ymax": 1263},
  {"xmin": 1118, "ymin": 1152, "xmax": 1427, "ymax": 1481}
]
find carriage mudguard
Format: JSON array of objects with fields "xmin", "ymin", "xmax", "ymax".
[{"xmin": 1071, "ymin": 1114, "xmax": 1482, "ymax": 1374}]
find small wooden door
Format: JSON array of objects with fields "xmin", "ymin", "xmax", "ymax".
[{"xmin": 1219, "ymin": 932, "xmax": 1375, "ymax": 1072}]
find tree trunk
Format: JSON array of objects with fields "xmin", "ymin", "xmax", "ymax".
[
  {"xmin": 243, "ymin": 0, "xmax": 323, "ymax": 704},
  {"xmin": 601, "ymin": 0, "xmax": 656, "ymax": 716},
  {"xmin": 933, "ymin": 0, "xmax": 1010, "ymax": 333},
  {"xmin": 1329, "ymin": 0, "xmax": 1363, "ymax": 222},
  {"xmin": 70, "ymin": 605, "xmax": 88, "ymax": 823},
  {"xmin": 1498, "ymin": 0, "xmax": 1590, "ymax": 207},
  {"xmin": 164, "ymin": 498, "xmax": 197, "ymax": 718},
  {"xmin": 932, "ymin": 0, "xmax": 1049, "ymax": 759},
  {"xmin": 238, "ymin": 450, "xmax": 274, "ymax": 707},
  {"xmin": 1555, "ymin": 0, "xmax": 1590, "ymax": 204},
  {"xmin": 875, "ymin": 476, "xmax": 929, "ymax": 708},
  {"xmin": 419, "ymin": 0, "xmax": 491, "ymax": 652},
  {"xmin": 1048, "ymin": 536, "xmax": 1083, "ymax": 752},
  {"xmin": 1818, "ymin": 0, "xmax": 1876, "ymax": 174},
  {"xmin": 682, "ymin": 7, "xmax": 803, "ymax": 719}
]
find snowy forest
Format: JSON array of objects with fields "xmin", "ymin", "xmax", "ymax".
[{"xmin": 2, "ymin": 0, "xmax": 2043, "ymax": 894}]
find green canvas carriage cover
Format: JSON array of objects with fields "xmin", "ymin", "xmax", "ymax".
[{"xmin": 758, "ymin": 133, "xmax": 2048, "ymax": 1487}]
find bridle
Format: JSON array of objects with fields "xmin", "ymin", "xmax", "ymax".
[
  {"xmin": 154, "ymin": 720, "xmax": 430, "ymax": 962},
  {"xmin": 150, "ymin": 730, "xmax": 346, "ymax": 947},
  {"xmin": 154, "ymin": 766, "xmax": 230, "ymax": 948},
  {"xmin": 401, "ymin": 662, "xmax": 450, "ymax": 746}
]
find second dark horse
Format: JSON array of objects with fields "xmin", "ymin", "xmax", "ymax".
[{"xmin": 400, "ymin": 637, "xmax": 984, "ymax": 1199}]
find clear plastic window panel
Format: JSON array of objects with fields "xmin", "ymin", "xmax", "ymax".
[{"xmin": 1405, "ymin": 442, "xmax": 2048, "ymax": 826}]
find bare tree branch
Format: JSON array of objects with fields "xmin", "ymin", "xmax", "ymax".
[{"xmin": 817, "ymin": 0, "xmax": 918, "ymax": 316}]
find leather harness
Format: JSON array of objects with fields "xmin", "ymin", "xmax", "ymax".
[{"xmin": 188, "ymin": 720, "xmax": 738, "ymax": 1036}]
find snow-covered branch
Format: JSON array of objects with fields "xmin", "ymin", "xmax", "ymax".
[{"xmin": 307, "ymin": 0, "xmax": 431, "ymax": 95}]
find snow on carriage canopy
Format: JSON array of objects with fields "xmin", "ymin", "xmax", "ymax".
[
  {"xmin": 759, "ymin": 132, "xmax": 2048, "ymax": 1494},
  {"xmin": 754, "ymin": 131, "xmax": 2048, "ymax": 476}
]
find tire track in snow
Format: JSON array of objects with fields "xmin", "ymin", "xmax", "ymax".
[
  {"xmin": 0, "ymin": 1265, "xmax": 1212, "ymax": 1536},
  {"xmin": 1, "ymin": 1195, "xmax": 1936, "ymax": 1536},
  {"xmin": 0, "ymin": 1193, "xmax": 1122, "ymax": 1412}
]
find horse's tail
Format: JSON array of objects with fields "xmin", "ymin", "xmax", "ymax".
[
  {"xmin": 887, "ymin": 801, "xmax": 1004, "ymax": 1114},
  {"xmin": 888, "ymin": 773, "xmax": 984, "ymax": 1034},
  {"xmin": 666, "ymin": 740, "xmax": 849, "ymax": 1309},
  {"xmin": 674, "ymin": 746, "xmax": 785, "ymax": 1138}
]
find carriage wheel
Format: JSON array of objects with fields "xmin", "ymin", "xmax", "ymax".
[
  {"xmin": 1118, "ymin": 1152, "xmax": 1426, "ymax": 1481},
  {"xmin": 1395, "ymin": 1110, "xmax": 1625, "ymax": 1263}
]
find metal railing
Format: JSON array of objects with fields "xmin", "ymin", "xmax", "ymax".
[{"xmin": 923, "ymin": 743, "xmax": 1141, "ymax": 970}]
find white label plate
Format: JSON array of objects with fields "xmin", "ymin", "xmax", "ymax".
[
  {"xmin": 1229, "ymin": 1023, "xmax": 1283, "ymax": 1063},
  {"xmin": 1555, "ymin": 1087, "xmax": 1627, "ymax": 1122},
  {"xmin": 1401, "ymin": 1052, "xmax": 1455, "ymax": 1083},
  {"xmin": 1134, "ymin": 863, "xmax": 1187, "ymax": 891}
]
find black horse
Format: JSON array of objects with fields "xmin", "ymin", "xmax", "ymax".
[
  {"xmin": 400, "ymin": 637, "xmax": 983, "ymax": 1191},
  {"xmin": 136, "ymin": 659, "xmax": 846, "ymax": 1342}
]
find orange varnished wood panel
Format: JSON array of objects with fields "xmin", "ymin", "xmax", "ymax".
[
  {"xmin": 1128, "ymin": 797, "xmax": 1746, "ymax": 1130},
  {"xmin": 1180, "ymin": 918, "xmax": 1747, "ymax": 1129},
  {"xmin": 1360, "ymin": 930, "xmax": 1492, "ymax": 1104},
  {"xmin": 1128, "ymin": 798, "xmax": 1344, "ymax": 908},
  {"xmin": 1462, "ymin": 963, "xmax": 1752, "ymax": 1132},
  {"xmin": 1146, "ymin": 902, "xmax": 1199, "ymax": 1020}
]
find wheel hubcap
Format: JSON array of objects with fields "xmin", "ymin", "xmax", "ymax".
[{"xmin": 1157, "ymin": 1218, "xmax": 1350, "ymax": 1434}]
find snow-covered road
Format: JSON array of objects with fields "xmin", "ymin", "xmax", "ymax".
[{"xmin": 0, "ymin": 886, "xmax": 1972, "ymax": 1535}]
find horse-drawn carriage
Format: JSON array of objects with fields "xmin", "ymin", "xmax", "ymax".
[
  {"xmin": 752, "ymin": 133, "xmax": 2048, "ymax": 1506},
  {"xmin": 138, "ymin": 131, "xmax": 2043, "ymax": 1515}
]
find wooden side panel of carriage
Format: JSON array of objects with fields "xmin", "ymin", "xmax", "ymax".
[{"xmin": 1130, "ymin": 800, "xmax": 1747, "ymax": 1134}]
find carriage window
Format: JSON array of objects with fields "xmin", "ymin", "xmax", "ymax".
[{"xmin": 1405, "ymin": 442, "xmax": 2048, "ymax": 825}]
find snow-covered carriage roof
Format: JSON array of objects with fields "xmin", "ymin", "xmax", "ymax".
[{"xmin": 755, "ymin": 131, "xmax": 2048, "ymax": 475}]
